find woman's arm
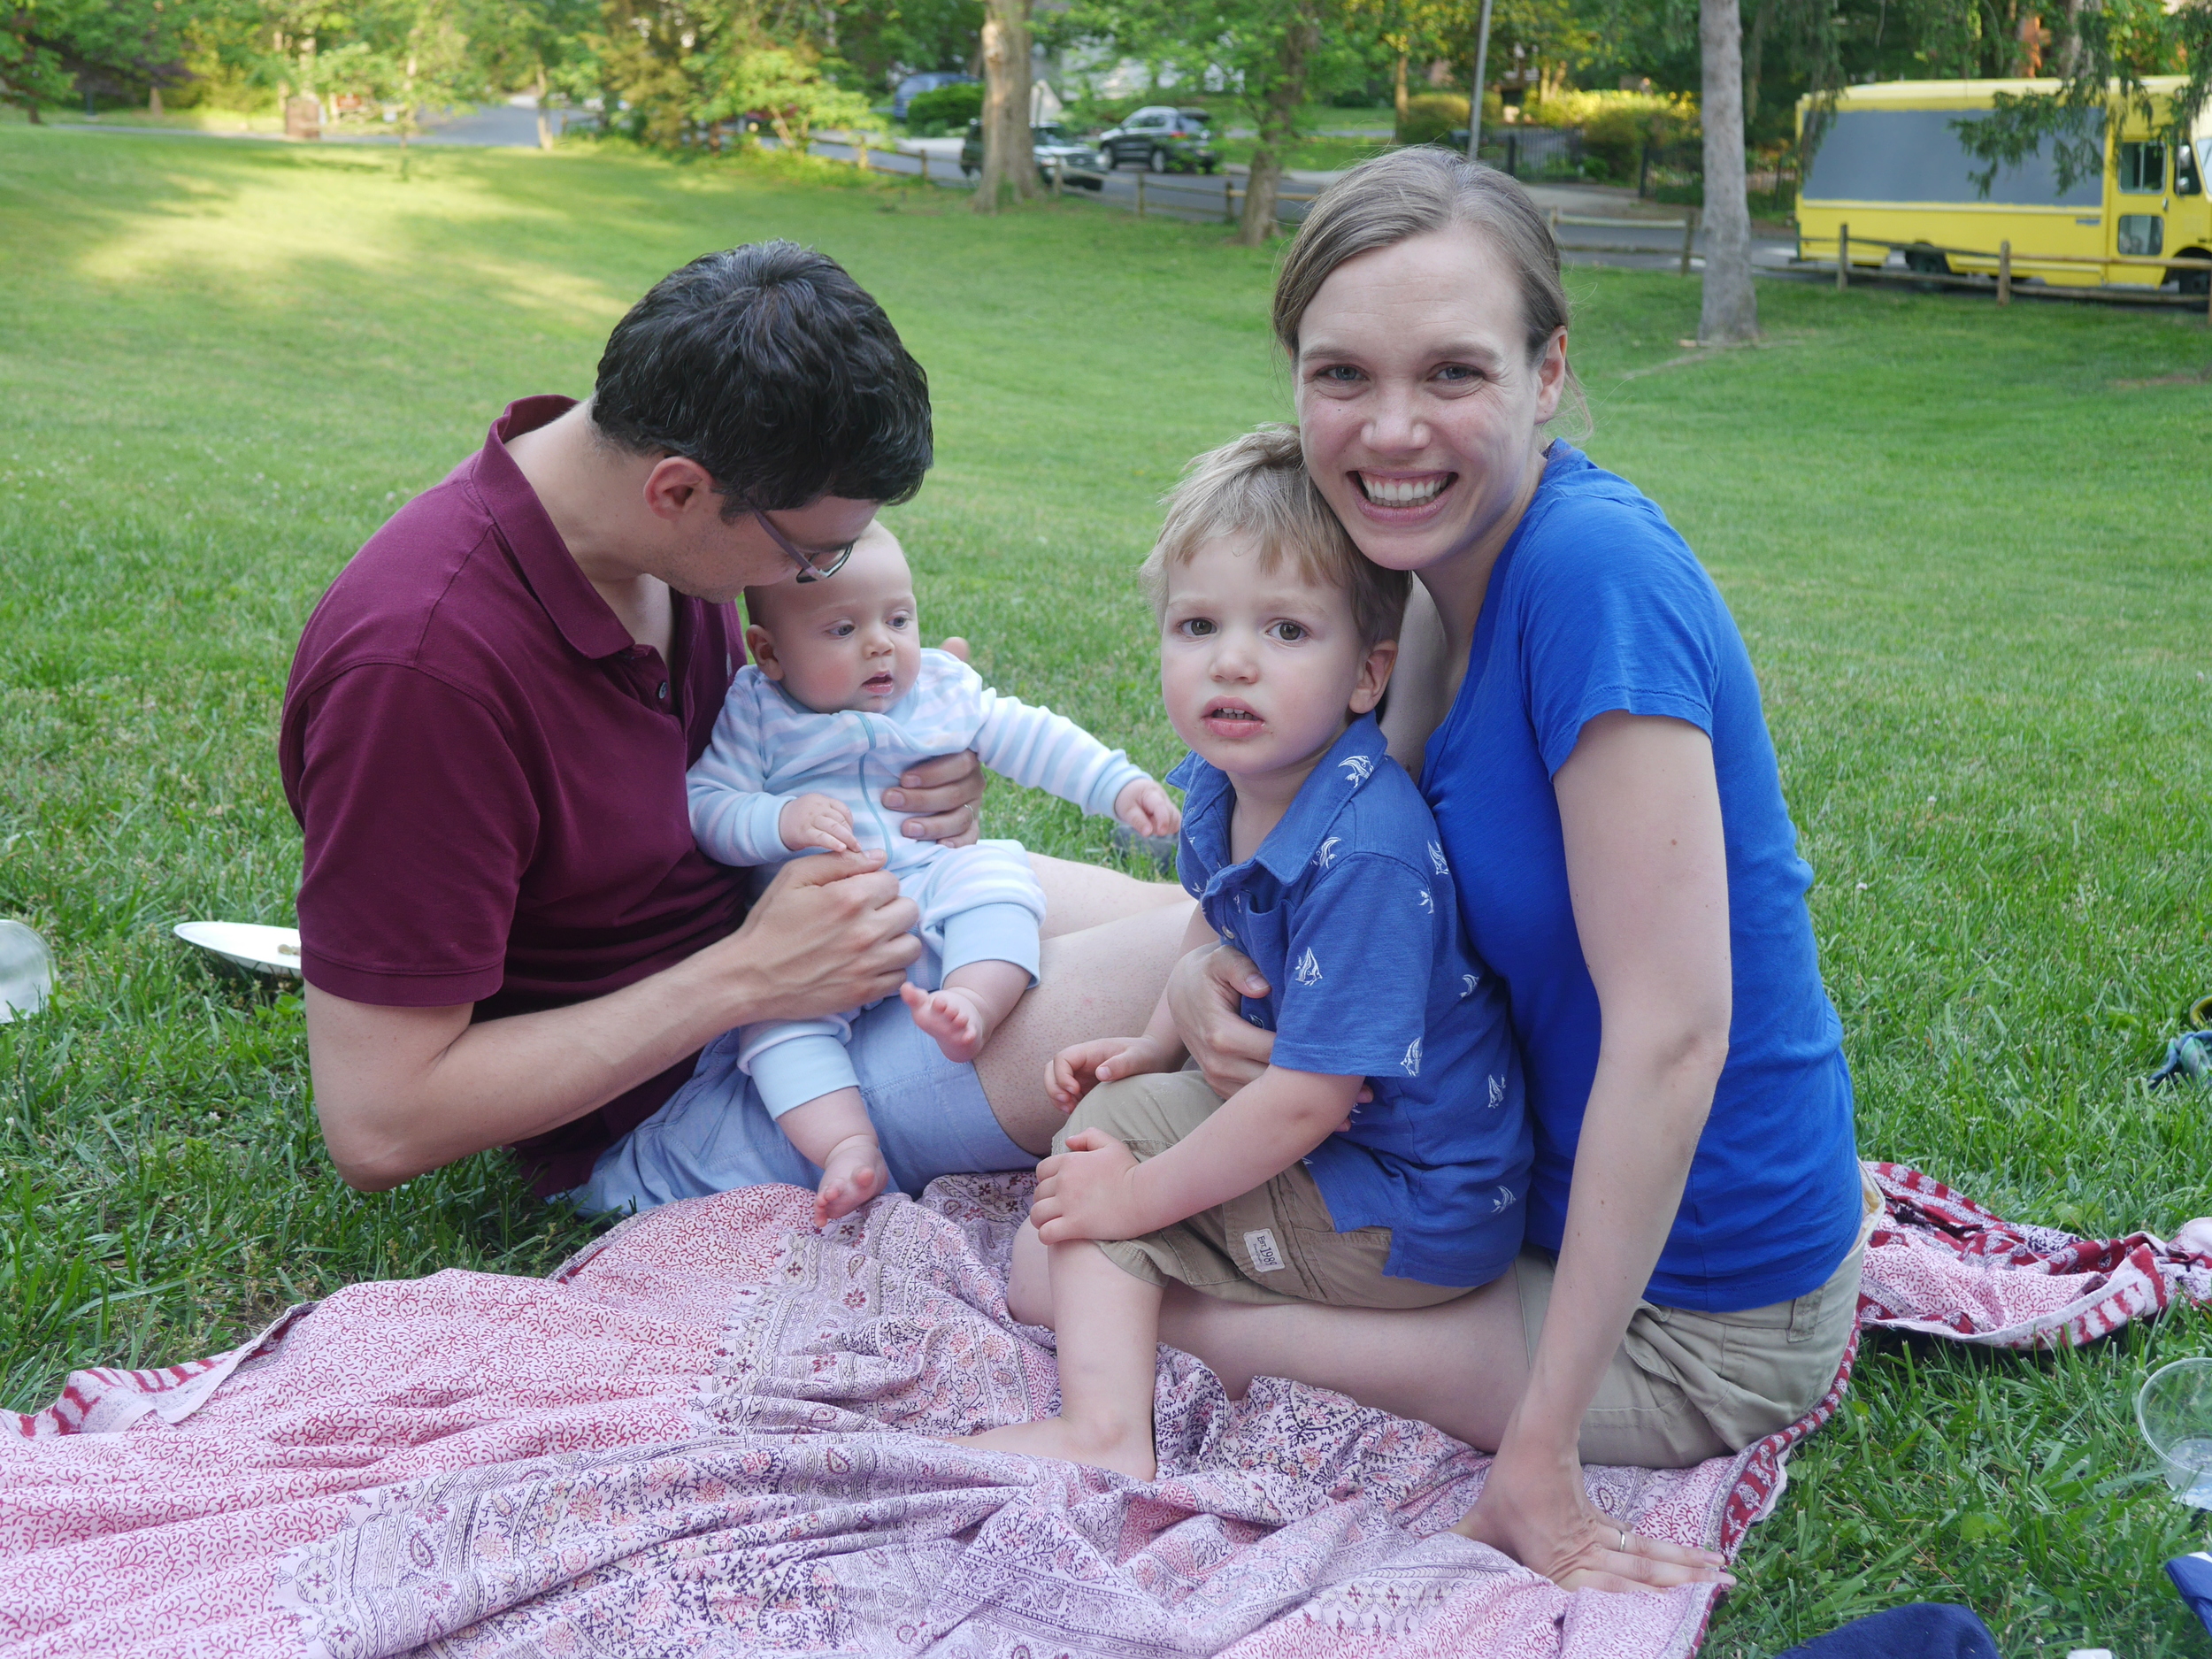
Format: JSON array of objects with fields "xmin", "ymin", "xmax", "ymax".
[{"xmin": 1454, "ymin": 710, "xmax": 1735, "ymax": 1593}]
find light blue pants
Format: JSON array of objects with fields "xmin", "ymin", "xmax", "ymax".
[{"xmin": 572, "ymin": 996, "xmax": 1033, "ymax": 1217}]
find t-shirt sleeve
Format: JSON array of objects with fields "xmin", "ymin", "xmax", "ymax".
[
  {"xmin": 1267, "ymin": 854, "xmax": 1439, "ymax": 1081},
  {"xmin": 291, "ymin": 664, "xmax": 536, "ymax": 1006},
  {"xmin": 1517, "ymin": 494, "xmax": 1726, "ymax": 776}
]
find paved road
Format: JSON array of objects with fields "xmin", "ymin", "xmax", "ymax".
[{"xmin": 805, "ymin": 136, "xmax": 1799, "ymax": 272}]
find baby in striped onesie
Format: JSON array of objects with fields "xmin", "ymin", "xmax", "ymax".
[{"xmin": 687, "ymin": 524, "xmax": 1181, "ymax": 1224}]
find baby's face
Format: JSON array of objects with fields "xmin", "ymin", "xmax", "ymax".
[{"xmin": 745, "ymin": 527, "xmax": 924, "ymax": 714}]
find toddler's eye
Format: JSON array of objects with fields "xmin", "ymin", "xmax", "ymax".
[
  {"xmin": 1269, "ymin": 620, "xmax": 1308, "ymax": 642},
  {"xmin": 1177, "ymin": 618, "xmax": 1217, "ymax": 638},
  {"xmin": 830, "ymin": 621, "xmax": 856, "ymax": 638}
]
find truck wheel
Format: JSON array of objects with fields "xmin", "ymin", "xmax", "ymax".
[
  {"xmin": 1903, "ymin": 246, "xmax": 1951, "ymax": 276},
  {"xmin": 2172, "ymin": 252, "xmax": 2211, "ymax": 296}
]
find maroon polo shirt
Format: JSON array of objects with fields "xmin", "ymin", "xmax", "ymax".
[{"xmin": 280, "ymin": 396, "xmax": 749, "ymax": 1194}]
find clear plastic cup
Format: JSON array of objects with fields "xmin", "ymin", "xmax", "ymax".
[
  {"xmin": 0, "ymin": 921, "xmax": 52, "ymax": 1023},
  {"xmin": 2137, "ymin": 1358, "xmax": 2212, "ymax": 1506}
]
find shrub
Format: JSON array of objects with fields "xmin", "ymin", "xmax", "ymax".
[
  {"xmin": 1523, "ymin": 89, "xmax": 1697, "ymax": 182},
  {"xmin": 1396, "ymin": 91, "xmax": 1469, "ymax": 147},
  {"xmin": 904, "ymin": 81, "xmax": 982, "ymax": 136}
]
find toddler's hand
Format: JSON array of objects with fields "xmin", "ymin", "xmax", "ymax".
[
  {"xmin": 1032, "ymin": 1129, "xmax": 1149, "ymax": 1243},
  {"xmin": 779, "ymin": 793, "xmax": 861, "ymax": 855},
  {"xmin": 1046, "ymin": 1035, "xmax": 1174, "ymax": 1111},
  {"xmin": 1114, "ymin": 779, "xmax": 1181, "ymax": 840}
]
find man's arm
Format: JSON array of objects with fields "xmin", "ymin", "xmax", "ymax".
[{"xmin": 308, "ymin": 851, "xmax": 922, "ymax": 1190}]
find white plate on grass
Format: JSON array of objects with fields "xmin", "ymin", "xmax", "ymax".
[{"xmin": 173, "ymin": 921, "xmax": 303, "ymax": 979}]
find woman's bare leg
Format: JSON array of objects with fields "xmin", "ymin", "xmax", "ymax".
[
  {"xmin": 1153, "ymin": 1271, "xmax": 1532, "ymax": 1453},
  {"xmin": 1030, "ymin": 852, "xmax": 1187, "ymax": 939},
  {"xmin": 977, "ymin": 886, "xmax": 1194, "ymax": 1155}
]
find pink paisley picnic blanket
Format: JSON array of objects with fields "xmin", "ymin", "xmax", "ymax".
[{"xmin": 1, "ymin": 1163, "xmax": 2207, "ymax": 1659}]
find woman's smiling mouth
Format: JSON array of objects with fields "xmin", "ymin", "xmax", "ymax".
[{"xmin": 1356, "ymin": 472, "xmax": 1454, "ymax": 509}]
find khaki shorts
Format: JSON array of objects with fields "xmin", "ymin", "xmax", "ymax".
[
  {"xmin": 1054, "ymin": 1070, "xmax": 1473, "ymax": 1310},
  {"xmin": 1517, "ymin": 1168, "xmax": 1883, "ymax": 1467}
]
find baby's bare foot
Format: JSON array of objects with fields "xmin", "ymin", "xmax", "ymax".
[
  {"xmin": 814, "ymin": 1133, "xmax": 887, "ymax": 1226},
  {"xmin": 952, "ymin": 1416, "xmax": 1157, "ymax": 1481},
  {"xmin": 901, "ymin": 982, "xmax": 993, "ymax": 1064}
]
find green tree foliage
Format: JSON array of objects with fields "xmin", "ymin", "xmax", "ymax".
[
  {"xmin": 4, "ymin": 0, "xmax": 193, "ymax": 118},
  {"xmin": 837, "ymin": 0, "xmax": 980, "ymax": 91}
]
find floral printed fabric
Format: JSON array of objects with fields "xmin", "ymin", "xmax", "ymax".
[{"xmin": 1, "ymin": 1165, "xmax": 2206, "ymax": 1658}]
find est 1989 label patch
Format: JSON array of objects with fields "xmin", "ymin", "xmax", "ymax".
[{"xmin": 1242, "ymin": 1228, "xmax": 1287, "ymax": 1274}]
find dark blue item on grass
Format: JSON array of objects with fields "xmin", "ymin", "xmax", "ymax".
[
  {"xmin": 1776, "ymin": 1602, "xmax": 2001, "ymax": 1658},
  {"xmin": 2167, "ymin": 1550, "xmax": 2212, "ymax": 1638}
]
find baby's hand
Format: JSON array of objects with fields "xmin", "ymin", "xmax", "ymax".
[
  {"xmin": 780, "ymin": 793, "xmax": 861, "ymax": 854},
  {"xmin": 1046, "ymin": 1035, "xmax": 1175, "ymax": 1111},
  {"xmin": 1114, "ymin": 779, "xmax": 1181, "ymax": 840}
]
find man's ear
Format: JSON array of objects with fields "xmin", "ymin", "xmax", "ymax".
[
  {"xmin": 745, "ymin": 623, "xmax": 784, "ymax": 680},
  {"xmin": 641, "ymin": 455, "xmax": 717, "ymax": 522},
  {"xmin": 1348, "ymin": 637, "xmax": 1399, "ymax": 716}
]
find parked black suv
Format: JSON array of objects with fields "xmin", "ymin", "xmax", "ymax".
[{"xmin": 1094, "ymin": 106, "xmax": 1218, "ymax": 173}]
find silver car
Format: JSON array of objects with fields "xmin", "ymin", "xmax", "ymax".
[{"xmin": 961, "ymin": 121, "xmax": 1106, "ymax": 189}]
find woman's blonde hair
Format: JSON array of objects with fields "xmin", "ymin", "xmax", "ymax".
[
  {"xmin": 1141, "ymin": 425, "xmax": 1409, "ymax": 649},
  {"xmin": 1271, "ymin": 148, "xmax": 1585, "ymax": 428}
]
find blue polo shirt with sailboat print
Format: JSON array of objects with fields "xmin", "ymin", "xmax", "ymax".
[{"xmin": 1169, "ymin": 713, "xmax": 1532, "ymax": 1288}]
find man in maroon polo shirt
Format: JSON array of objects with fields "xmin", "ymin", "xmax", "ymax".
[{"xmin": 284, "ymin": 243, "xmax": 1187, "ymax": 1201}]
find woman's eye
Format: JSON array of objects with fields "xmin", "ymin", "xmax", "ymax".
[
  {"xmin": 1434, "ymin": 364, "xmax": 1482, "ymax": 384},
  {"xmin": 1270, "ymin": 621, "xmax": 1308, "ymax": 642},
  {"xmin": 1313, "ymin": 365, "xmax": 1363, "ymax": 385}
]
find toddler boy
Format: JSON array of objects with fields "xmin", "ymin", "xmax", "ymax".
[
  {"xmin": 687, "ymin": 523, "xmax": 1179, "ymax": 1224},
  {"xmin": 961, "ymin": 426, "xmax": 1529, "ymax": 1479}
]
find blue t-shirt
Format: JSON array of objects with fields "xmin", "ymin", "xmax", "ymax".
[
  {"xmin": 1420, "ymin": 444, "xmax": 1861, "ymax": 1312},
  {"xmin": 1170, "ymin": 714, "xmax": 1532, "ymax": 1288}
]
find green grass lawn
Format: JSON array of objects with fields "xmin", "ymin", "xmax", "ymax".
[{"xmin": 4, "ymin": 125, "xmax": 2212, "ymax": 1655}]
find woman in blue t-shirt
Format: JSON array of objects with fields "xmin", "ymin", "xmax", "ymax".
[{"xmin": 1159, "ymin": 147, "xmax": 1868, "ymax": 1594}]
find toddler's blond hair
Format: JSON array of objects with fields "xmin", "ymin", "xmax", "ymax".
[{"xmin": 1141, "ymin": 426, "xmax": 1409, "ymax": 650}]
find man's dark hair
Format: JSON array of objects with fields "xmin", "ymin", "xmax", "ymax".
[{"xmin": 592, "ymin": 242, "xmax": 933, "ymax": 515}]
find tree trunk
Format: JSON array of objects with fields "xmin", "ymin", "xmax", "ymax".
[
  {"xmin": 1394, "ymin": 50, "xmax": 1409, "ymax": 128},
  {"xmin": 535, "ymin": 64, "xmax": 553, "ymax": 149},
  {"xmin": 972, "ymin": 0, "xmax": 1037, "ymax": 214},
  {"xmin": 149, "ymin": 85, "xmax": 164, "ymax": 115},
  {"xmin": 1237, "ymin": 4, "xmax": 1318, "ymax": 247},
  {"xmin": 1696, "ymin": 0, "xmax": 1758, "ymax": 343}
]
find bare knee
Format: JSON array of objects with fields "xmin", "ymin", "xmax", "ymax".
[{"xmin": 1005, "ymin": 1221, "xmax": 1052, "ymax": 1325}]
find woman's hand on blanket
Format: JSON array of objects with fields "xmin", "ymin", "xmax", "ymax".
[
  {"xmin": 881, "ymin": 749, "xmax": 986, "ymax": 847},
  {"xmin": 1114, "ymin": 779, "xmax": 1182, "ymax": 840},
  {"xmin": 1047, "ymin": 1035, "xmax": 1178, "ymax": 1111},
  {"xmin": 780, "ymin": 793, "xmax": 863, "ymax": 854},
  {"xmin": 1452, "ymin": 1440, "xmax": 1734, "ymax": 1595},
  {"xmin": 1031, "ymin": 1128, "xmax": 1150, "ymax": 1243}
]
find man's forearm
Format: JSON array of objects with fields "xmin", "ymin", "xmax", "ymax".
[{"xmin": 308, "ymin": 949, "xmax": 765, "ymax": 1189}]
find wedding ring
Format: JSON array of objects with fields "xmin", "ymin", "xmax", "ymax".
[{"xmin": 1617, "ymin": 1528, "xmax": 1630, "ymax": 1553}]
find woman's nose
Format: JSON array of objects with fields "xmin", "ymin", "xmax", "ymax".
[{"xmin": 1363, "ymin": 387, "xmax": 1429, "ymax": 453}]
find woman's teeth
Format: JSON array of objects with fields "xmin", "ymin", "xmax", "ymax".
[{"xmin": 1360, "ymin": 474, "xmax": 1446, "ymax": 507}]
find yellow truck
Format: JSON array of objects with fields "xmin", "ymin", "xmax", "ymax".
[{"xmin": 1795, "ymin": 77, "xmax": 2210, "ymax": 294}]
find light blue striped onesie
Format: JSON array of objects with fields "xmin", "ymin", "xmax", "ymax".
[{"xmin": 687, "ymin": 648, "xmax": 1149, "ymax": 1118}]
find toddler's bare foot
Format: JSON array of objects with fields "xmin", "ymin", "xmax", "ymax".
[
  {"xmin": 813, "ymin": 1133, "xmax": 887, "ymax": 1225},
  {"xmin": 952, "ymin": 1415, "xmax": 1156, "ymax": 1482},
  {"xmin": 902, "ymin": 981, "xmax": 994, "ymax": 1064}
]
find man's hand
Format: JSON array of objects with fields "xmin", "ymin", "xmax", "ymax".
[
  {"xmin": 778, "ymin": 792, "xmax": 861, "ymax": 854},
  {"xmin": 1114, "ymin": 779, "xmax": 1181, "ymax": 839},
  {"xmin": 884, "ymin": 749, "xmax": 985, "ymax": 846},
  {"xmin": 717, "ymin": 849, "xmax": 922, "ymax": 1023},
  {"xmin": 1046, "ymin": 1033, "xmax": 1179, "ymax": 1111},
  {"xmin": 1031, "ymin": 1128, "xmax": 1153, "ymax": 1243}
]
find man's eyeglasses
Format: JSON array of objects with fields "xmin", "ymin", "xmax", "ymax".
[{"xmin": 749, "ymin": 501, "xmax": 855, "ymax": 583}]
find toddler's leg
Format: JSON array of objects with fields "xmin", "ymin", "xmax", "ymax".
[
  {"xmin": 901, "ymin": 959, "xmax": 1031, "ymax": 1065},
  {"xmin": 776, "ymin": 1087, "xmax": 888, "ymax": 1226},
  {"xmin": 956, "ymin": 1235, "xmax": 1161, "ymax": 1480}
]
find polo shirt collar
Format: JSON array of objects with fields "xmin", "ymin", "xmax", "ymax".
[
  {"xmin": 1167, "ymin": 712, "xmax": 1390, "ymax": 887},
  {"xmin": 477, "ymin": 396, "xmax": 641, "ymax": 663}
]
